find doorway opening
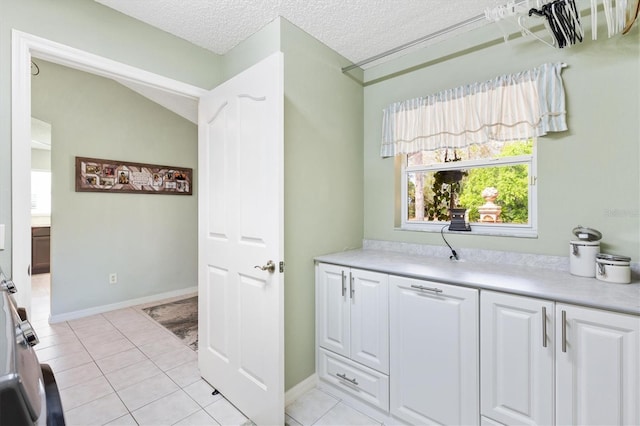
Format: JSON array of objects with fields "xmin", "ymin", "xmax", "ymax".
[
  {"xmin": 30, "ymin": 117, "xmax": 52, "ymax": 319},
  {"xmin": 11, "ymin": 30, "xmax": 205, "ymax": 316}
]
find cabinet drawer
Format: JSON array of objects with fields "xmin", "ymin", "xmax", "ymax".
[{"xmin": 318, "ymin": 348, "xmax": 389, "ymax": 411}]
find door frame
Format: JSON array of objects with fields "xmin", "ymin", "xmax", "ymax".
[{"xmin": 11, "ymin": 30, "xmax": 207, "ymax": 311}]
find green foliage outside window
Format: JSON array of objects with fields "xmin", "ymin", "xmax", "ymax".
[
  {"xmin": 458, "ymin": 141, "xmax": 533, "ymax": 223},
  {"xmin": 407, "ymin": 140, "xmax": 533, "ymax": 224}
]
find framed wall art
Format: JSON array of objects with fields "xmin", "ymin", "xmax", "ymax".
[{"xmin": 75, "ymin": 156, "xmax": 193, "ymax": 195}]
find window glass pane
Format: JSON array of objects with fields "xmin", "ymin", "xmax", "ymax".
[
  {"xmin": 407, "ymin": 163, "xmax": 529, "ymax": 225},
  {"xmin": 31, "ymin": 170, "xmax": 51, "ymax": 215},
  {"xmin": 407, "ymin": 139, "xmax": 533, "ymax": 167}
]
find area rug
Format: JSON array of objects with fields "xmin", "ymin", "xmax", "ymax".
[{"xmin": 143, "ymin": 296, "xmax": 198, "ymax": 351}]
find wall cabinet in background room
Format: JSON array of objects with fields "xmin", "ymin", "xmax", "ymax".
[{"xmin": 31, "ymin": 227, "xmax": 50, "ymax": 274}]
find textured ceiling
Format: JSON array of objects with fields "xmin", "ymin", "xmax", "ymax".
[{"xmin": 95, "ymin": 0, "xmax": 509, "ymax": 68}]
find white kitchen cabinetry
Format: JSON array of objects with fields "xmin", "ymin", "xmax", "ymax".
[
  {"xmin": 316, "ymin": 263, "xmax": 389, "ymax": 373},
  {"xmin": 316, "ymin": 263, "xmax": 390, "ymax": 411},
  {"xmin": 480, "ymin": 291, "xmax": 555, "ymax": 426},
  {"xmin": 555, "ymin": 303, "xmax": 640, "ymax": 426},
  {"xmin": 316, "ymin": 257, "xmax": 640, "ymax": 426},
  {"xmin": 389, "ymin": 275, "xmax": 479, "ymax": 426},
  {"xmin": 481, "ymin": 292, "xmax": 640, "ymax": 426}
]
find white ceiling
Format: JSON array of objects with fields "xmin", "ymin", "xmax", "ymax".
[{"xmin": 95, "ymin": 0, "xmax": 510, "ymax": 68}]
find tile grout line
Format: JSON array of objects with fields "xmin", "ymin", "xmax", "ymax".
[
  {"xmin": 94, "ymin": 310, "xmax": 211, "ymax": 425},
  {"xmin": 32, "ymin": 282, "xmax": 242, "ymax": 425},
  {"xmin": 63, "ymin": 313, "xmax": 130, "ymax": 425},
  {"xmin": 48, "ymin": 309, "xmax": 198, "ymax": 424},
  {"xmin": 93, "ymin": 308, "xmax": 225, "ymax": 425}
]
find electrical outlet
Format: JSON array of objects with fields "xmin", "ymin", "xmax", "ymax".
[{"xmin": 109, "ymin": 273, "xmax": 117, "ymax": 284}]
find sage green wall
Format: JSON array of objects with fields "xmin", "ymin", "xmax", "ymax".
[
  {"xmin": 0, "ymin": 0, "xmax": 222, "ymax": 272},
  {"xmin": 222, "ymin": 18, "xmax": 281, "ymax": 80},
  {"xmin": 32, "ymin": 60, "xmax": 198, "ymax": 315},
  {"xmin": 363, "ymin": 25, "xmax": 640, "ymax": 261},
  {"xmin": 280, "ymin": 19, "xmax": 364, "ymax": 390},
  {"xmin": 221, "ymin": 18, "xmax": 364, "ymax": 390}
]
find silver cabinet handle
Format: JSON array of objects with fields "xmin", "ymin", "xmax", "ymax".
[
  {"xmin": 336, "ymin": 373, "xmax": 358, "ymax": 386},
  {"xmin": 561, "ymin": 310, "xmax": 567, "ymax": 353},
  {"xmin": 542, "ymin": 307, "xmax": 547, "ymax": 348},
  {"xmin": 350, "ymin": 273, "xmax": 355, "ymax": 300},
  {"xmin": 410, "ymin": 284, "xmax": 443, "ymax": 293},
  {"xmin": 341, "ymin": 271, "xmax": 346, "ymax": 297}
]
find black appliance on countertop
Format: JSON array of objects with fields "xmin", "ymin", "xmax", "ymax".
[{"xmin": 0, "ymin": 268, "xmax": 65, "ymax": 425}]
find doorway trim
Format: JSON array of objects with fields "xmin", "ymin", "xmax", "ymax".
[{"xmin": 11, "ymin": 30, "xmax": 207, "ymax": 311}]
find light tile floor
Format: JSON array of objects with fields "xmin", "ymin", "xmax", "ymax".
[{"xmin": 30, "ymin": 274, "xmax": 381, "ymax": 426}]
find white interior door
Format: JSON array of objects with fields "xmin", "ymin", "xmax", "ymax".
[{"xmin": 197, "ymin": 52, "xmax": 284, "ymax": 426}]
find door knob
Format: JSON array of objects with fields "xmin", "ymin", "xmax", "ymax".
[{"xmin": 254, "ymin": 260, "xmax": 276, "ymax": 273}]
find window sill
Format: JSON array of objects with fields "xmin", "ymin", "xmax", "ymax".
[{"xmin": 396, "ymin": 223, "xmax": 538, "ymax": 238}]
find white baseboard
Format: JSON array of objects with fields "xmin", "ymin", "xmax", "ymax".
[
  {"xmin": 285, "ymin": 373, "xmax": 318, "ymax": 406},
  {"xmin": 48, "ymin": 286, "xmax": 197, "ymax": 323}
]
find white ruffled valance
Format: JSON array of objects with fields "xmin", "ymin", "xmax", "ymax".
[{"xmin": 381, "ymin": 62, "xmax": 568, "ymax": 157}]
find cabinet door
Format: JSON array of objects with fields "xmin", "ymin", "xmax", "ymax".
[
  {"xmin": 390, "ymin": 276, "xmax": 479, "ymax": 426},
  {"xmin": 556, "ymin": 304, "xmax": 640, "ymax": 426},
  {"xmin": 480, "ymin": 291, "xmax": 554, "ymax": 426},
  {"xmin": 350, "ymin": 269, "xmax": 389, "ymax": 374},
  {"xmin": 316, "ymin": 263, "xmax": 350, "ymax": 358}
]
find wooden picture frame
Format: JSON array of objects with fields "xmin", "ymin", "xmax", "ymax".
[{"xmin": 75, "ymin": 156, "xmax": 193, "ymax": 195}]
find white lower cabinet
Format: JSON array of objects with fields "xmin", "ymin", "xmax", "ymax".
[
  {"xmin": 389, "ymin": 276, "xmax": 479, "ymax": 426},
  {"xmin": 318, "ymin": 348, "xmax": 390, "ymax": 411},
  {"xmin": 555, "ymin": 303, "xmax": 640, "ymax": 426},
  {"xmin": 480, "ymin": 291, "xmax": 554, "ymax": 426},
  {"xmin": 481, "ymin": 291, "xmax": 640, "ymax": 426},
  {"xmin": 316, "ymin": 261, "xmax": 640, "ymax": 426},
  {"xmin": 316, "ymin": 263, "xmax": 389, "ymax": 373},
  {"xmin": 481, "ymin": 416, "xmax": 507, "ymax": 426}
]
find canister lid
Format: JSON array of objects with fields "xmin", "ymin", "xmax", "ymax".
[
  {"xmin": 596, "ymin": 253, "xmax": 631, "ymax": 263},
  {"xmin": 572, "ymin": 226, "xmax": 602, "ymax": 241}
]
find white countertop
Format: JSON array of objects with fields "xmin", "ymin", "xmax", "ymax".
[
  {"xmin": 315, "ymin": 249, "xmax": 640, "ymax": 316},
  {"xmin": 31, "ymin": 216, "xmax": 51, "ymax": 227}
]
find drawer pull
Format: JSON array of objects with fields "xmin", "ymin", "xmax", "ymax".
[
  {"xmin": 341, "ymin": 271, "xmax": 346, "ymax": 297},
  {"xmin": 336, "ymin": 373, "xmax": 359, "ymax": 386},
  {"xmin": 410, "ymin": 284, "xmax": 443, "ymax": 294}
]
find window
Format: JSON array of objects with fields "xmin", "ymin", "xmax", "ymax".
[
  {"xmin": 401, "ymin": 139, "xmax": 536, "ymax": 236},
  {"xmin": 31, "ymin": 170, "xmax": 51, "ymax": 216}
]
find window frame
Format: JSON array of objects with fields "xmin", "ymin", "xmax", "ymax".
[{"xmin": 399, "ymin": 143, "xmax": 538, "ymax": 238}]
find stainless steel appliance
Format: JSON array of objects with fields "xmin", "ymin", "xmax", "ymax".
[{"xmin": 0, "ymin": 268, "xmax": 65, "ymax": 425}]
